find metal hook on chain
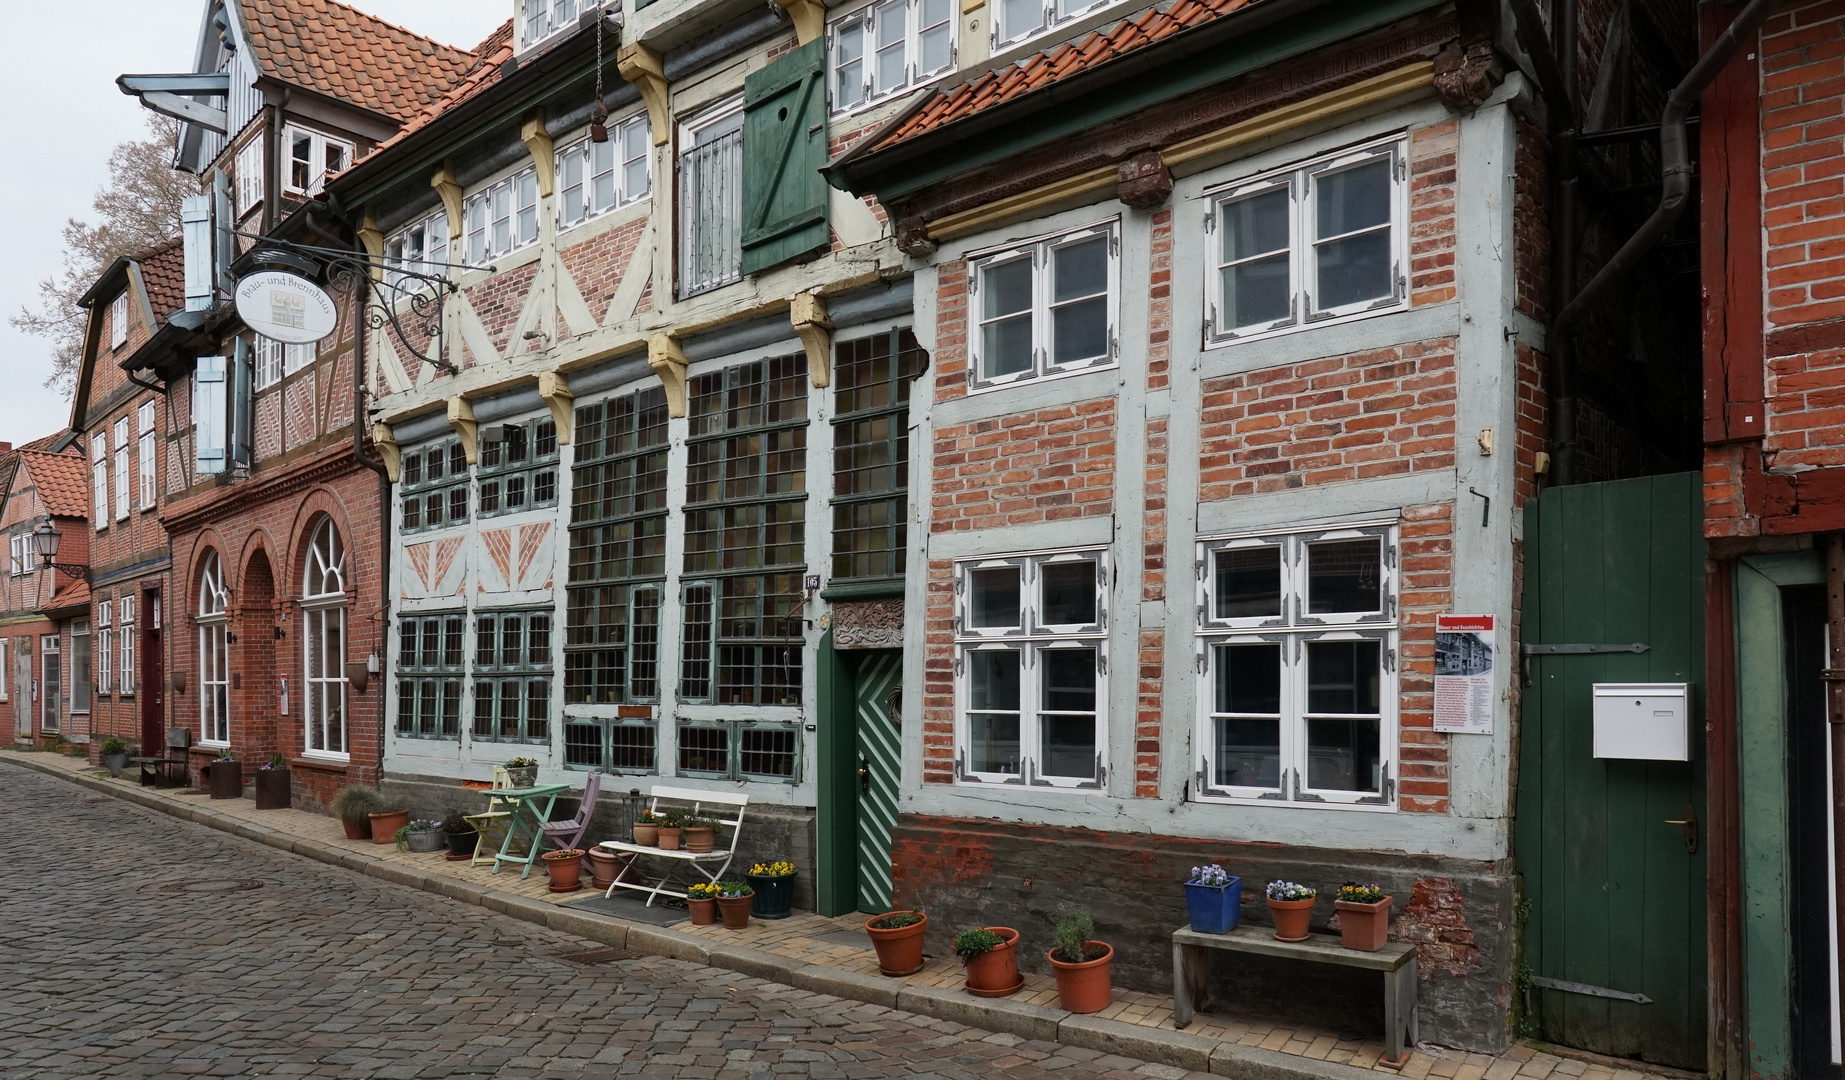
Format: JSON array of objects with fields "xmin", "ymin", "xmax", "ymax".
[{"xmin": 590, "ymin": 8, "xmax": 610, "ymax": 142}]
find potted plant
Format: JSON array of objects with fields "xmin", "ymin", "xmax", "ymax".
[
  {"xmin": 100, "ymin": 737, "xmax": 131, "ymax": 777},
  {"xmin": 1046, "ymin": 904, "xmax": 1112, "ymax": 1013},
  {"xmin": 1333, "ymin": 881, "xmax": 1393, "ymax": 952},
  {"xmin": 369, "ymin": 804, "xmax": 411, "ymax": 845},
  {"xmin": 864, "ymin": 910, "xmax": 928, "ymax": 976},
  {"xmin": 683, "ymin": 816, "xmax": 719, "ymax": 854},
  {"xmin": 658, "ymin": 812, "xmax": 683, "ymax": 851},
  {"xmin": 716, "ymin": 880, "xmax": 754, "ymax": 929},
  {"xmin": 586, "ymin": 846, "xmax": 630, "ymax": 888},
  {"xmin": 207, "ymin": 749, "xmax": 242, "ymax": 800},
  {"xmin": 1265, "ymin": 880, "xmax": 1317, "ymax": 942},
  {"xmin": 956, "ymin": 927, "xmax": 1022, "ymax": 997},
  {"xmin": 687, "ymin": 882, "xmax": 720, "ymax": 926},
  {"xmin": 632, "ymin": 810, "xmax": 662, "ymax": 847},
  {"xmin": 747, "ymin": 860, "xmax": 797, "ymax": 920},
  {"xmin": 503, "ymin": 756, "xmax": 539, "ymax": 789},
  {"xmin": 541, "ymin": 848, "xmax": 587, "ymax": 892},
  {"xmin": 1184, "ymin": 864, "xmax": 1243, "ymax": 934},
  {"xmin": 395, "ymin": 818, "xmax": 446, "ymax": 853},
  {"xmin": 332, "ymin": 785, "xmax": 384, "ymax": 841},
  {"xmin": 441, "ymin": 812, "xmax": 478, "ymax": 860},
  {"xmin": 254, "ymin": 755, "xmax": 291, "ymax": 810}
]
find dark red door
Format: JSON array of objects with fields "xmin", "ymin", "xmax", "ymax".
[{"xmin": 140, "ymin": 587, "xmax": 163, "ymax": 752}]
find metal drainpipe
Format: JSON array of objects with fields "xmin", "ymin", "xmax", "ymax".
[
  {"xmin": 1827, "ymin": 533, "xmax": 1845, "ymax": 1059},
  {"xmin": 1547, "ymin": 0, "xmax": 1783, "ymax": 485}
]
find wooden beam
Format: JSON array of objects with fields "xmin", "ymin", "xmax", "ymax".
[
  {"xmin": 774, "ymin": 0, "xmax": 827, "ymax": 45},
  {"xmin": 791, "ymin": 292, "xmax": 833, "ymax": 388},
  {"xmin": 137, "ymin": 91, "xmax": 228, "ymax": 134},
  {"xmin": 431, "ymin": 162, "xmax": 464, "ymax": 255},
  {"xmin": 618, "ymin": 44, "xmax": 671, "ymax": 147},
  {"xmin": 646, "ymin": 332, "xmax": 689, "ymax": 418},
  {"xmin": 522, "ymin": 110, "xmax": 557, "ymax": 199},
  {"xmin": 539, "ymin": 370, "xmax": 576, "ymax": 445},
  {"xmin": 446, "ymin": 395, "xmax": 479, "ymax": 464}
]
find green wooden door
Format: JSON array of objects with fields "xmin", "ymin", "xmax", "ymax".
[
  {"xmin": 1516, "ymin": 472, "xmax": 1707, "ymax": 1068},
  {"xmin": 854, "ymin": 650, "xmax": 901, "ymax": 913}
]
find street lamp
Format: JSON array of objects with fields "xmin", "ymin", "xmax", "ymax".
[{"xmin": 32, "ymin": 520, "xmax": 87, "ymax": 581}]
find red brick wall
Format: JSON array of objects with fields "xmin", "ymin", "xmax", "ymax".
[
  {"xmin": 921, "ymin": 559, "xmax": 954, "ymax": 785},
  {"xmin": 558, "ymin": 216, "xmax": 650, "ymax": 325},
  {"xmin": 1514, "ymin": 118, "xmax": 1551, "ymax": 324},
  {"xmin": 1148, "ymin": 208, "xmax": 1173, "ymax": 391},
  {"xmin": 932, "ymin": 260, "xmax": 971, "ymax": 400},
  {"xmin": 463, "ymin": 261, "xmax": 539, "ymax": 363},
  {"xmin": 930, "ymin": 399, "xmax": 1116, "ymax": 533},
  {"xmin": 1398, "ymin": 501, "xmax": 1455, "ymax": 813},
  {"xmin": 1409, "ymin": 120, "xmax": 1459, "ymax": 308},
  {"xmin": 1762, "ymin": 6, "xmax": 1845, "ymax": 331}
]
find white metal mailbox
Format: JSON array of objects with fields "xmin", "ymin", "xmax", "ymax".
[{"xmin": 1591, "ymin": 683, "xmax": 1691, "ymax": 761}]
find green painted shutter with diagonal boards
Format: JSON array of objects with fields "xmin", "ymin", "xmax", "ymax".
[{"xmin": 741, "ymin": 39, "xmax": 829, "ymax": 276}]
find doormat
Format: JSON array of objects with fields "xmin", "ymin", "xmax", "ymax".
[{"xmin": 563, "ymin": 891, "xmax": 690, "ymax": 927}]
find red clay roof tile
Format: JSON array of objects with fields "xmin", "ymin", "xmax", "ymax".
[
  {"xmin": 239, "ymin": 0, "xmax": 480, "ymax": 123},
  {"xmin": 370, "ymin": 18, "xmax": 516, "ymax": 154},
  {"xmin": 132, "ymin": 238, "xmax": 186, "ymax": 324},
  {"xmin": 18, "ymin": 451, "xmax": 90, "ymax": 519}
]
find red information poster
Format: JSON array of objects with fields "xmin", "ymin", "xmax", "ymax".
[{"xmin": 1433, "ymin": 614, "xmax": 1495, "ymax": 735}]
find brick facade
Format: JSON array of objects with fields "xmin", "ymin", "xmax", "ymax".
[{"xmin": 929, "ymin": 399, "xmax": 1116, "ymax": 533}]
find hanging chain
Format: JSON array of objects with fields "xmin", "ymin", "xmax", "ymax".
[{"xmin": 590, "ymin": 7, "xmax": 610, "ymax": 141}]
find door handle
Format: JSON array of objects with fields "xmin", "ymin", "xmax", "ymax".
[
  {"xmin": 1664, "ymin": 803, "xmax": 1698, "ymax": 854},
  {"xmin": 859, "ymin": 758, "xmax": 871, "ymax": 795}
]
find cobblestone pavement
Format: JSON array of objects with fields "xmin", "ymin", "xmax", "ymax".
[{"xmin": 0, "ymin": 767, "xmax": 1210, "ymax": 1080}]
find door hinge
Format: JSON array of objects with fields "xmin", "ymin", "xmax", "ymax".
[{"xmin": 1527, "ymin": 976, "xmax": 1651, "ymax": 1005}]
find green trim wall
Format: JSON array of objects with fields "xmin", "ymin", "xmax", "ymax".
[{"xmin": 1733, "ymin": 552, "xmax": 1821, "ymax": 1080}]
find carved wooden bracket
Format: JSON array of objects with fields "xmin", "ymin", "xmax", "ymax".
[
  {"xmin": 618, "ymin": 44, "xmax": 671, "ymax": 147},
  {"xmin": 371, "ymin": 422, "xmax": 402, "ymax": 482},
  {"xmin": 775, "ymin": 0, "xmax": 827, "ymax": 44},
  {"xmin": 522, "ymin": 110, "xmax": 556, "ymax": 198},
  {"xmin": 431, "ymin": 161, "xmax": 464, "ymax": 252},
  {"xmin": 791, "ymin": 292, "xmax": 833, "ymax": 388},
  {"xmin": 446, "ymin": 395, "xmax": 479, "ymax": 464},
  {"xmin": 357, "ymin": 207, "xmax": 385, "ymax": 282},
  {"xmin": 539, "ymin": 370, "xmax": 576, "ymax": 445},
  {"xmin": 647, "ymin": 332, "xmax": 689, "ymax": 418}
]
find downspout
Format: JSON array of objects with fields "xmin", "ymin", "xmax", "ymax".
[
  {"xmin": 1547, "ymin": 0, "xmax": 1782, "ymax": 485},
  {"xmin": 1828, "ymin": 533, "xmax": 1845, "ymax": 1064}
]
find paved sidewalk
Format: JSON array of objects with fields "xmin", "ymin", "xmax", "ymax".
[{"xmin": 2, "ymin": 749, "xmax": 1691, "ymax": 1080}]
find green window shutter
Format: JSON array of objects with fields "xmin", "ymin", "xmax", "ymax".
[{"xmin": 741, "ymin": 38, "xmax": 829, "ymax": 277}]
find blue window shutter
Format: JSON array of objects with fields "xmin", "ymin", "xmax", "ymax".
[
  {"xmin": 181, "ymin": 196, "xmax": 212, "ymax": 312},
  {"xmin": 194, "ymin": 356, "xmax": 228, "ymax": 475},
  {"xmin": 741, "ymin": 39, "xmax": 829, "ymax": 276},
  {"xmin": 231, "ymin": 337, "xmax": 253, "ymax": 469}
]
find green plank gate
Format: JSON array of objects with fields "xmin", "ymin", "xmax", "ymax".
[{"xmin": 1515, "ymin": 472, "xmax": 1707, "ymax": 1069}]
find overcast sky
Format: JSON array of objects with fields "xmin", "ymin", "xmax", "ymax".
[{"xmin": 0, "ymin": 0, "xmax": 510, "ymax": 448}]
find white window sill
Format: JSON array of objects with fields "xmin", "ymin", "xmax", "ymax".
[
  {"xmin": 198, "ymin": 739, "xmax": 229, "ymax": 750},
  {"xmin": 1190, "ymin": 792, "xmax": 1398, "ymax": 813},
  {"xmin": 299, "ymin": 751, "xmax": 351, "ymax": 764}
]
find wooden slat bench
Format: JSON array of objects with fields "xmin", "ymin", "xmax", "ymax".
[{"xmin": 1172, "ymin": 926, "xmax": 1419, "ymax": 1063}]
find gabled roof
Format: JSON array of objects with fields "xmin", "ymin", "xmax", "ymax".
[
  {"xmin": 238, "ymin": 0, "xmax": 480, "ymax": 123},
  {"xmin": 17, "ymin": 451, "xmax": 91, "ymax": 519}
]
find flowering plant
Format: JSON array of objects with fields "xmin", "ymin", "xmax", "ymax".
[
  {"xmin": 686, "ymin": 882, "xmax": 720, "ymax": 900},
  {"xmin": 259, "ymin": 754, "xmax": 286, "ymax": 771},
  {"xmin": 749, "ymin": 860, "xmax": 795, "ymax": 877},
  {"xmin": 637, "ymin": 810, "xmax": 661, "ymax": 824},
  {"xmin": 1188, "ymin": 865, "xmax": 1234, "ymax": 888},
  {"xmin": 403, "ymin": 818, "xmax": 443, "ymax": 832},
  {"xmin": 215, "ymin": 748, "xmax": 236, "ymax": 761},
  {"xmin": 1337, "ymin": 881, "xmax": 1386, "ymax": 904},
  {"xmin": 503, "ymin": 756, "xmax": 539, "ymax": 769},
  {"xmin": 1266, "ymin": 880, "xmax": 1316, "ymax": 901},
  {"xmin": 716, "ymin": 880, "xmax": 754, "ymax": 898}
]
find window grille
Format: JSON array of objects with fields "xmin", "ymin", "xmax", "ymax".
[{"xmin": 830, "ymin": 328, "xmax": 926, "ymax": 582}]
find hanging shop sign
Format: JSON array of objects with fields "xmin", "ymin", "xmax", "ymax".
[{"xmin": 234, "ymin": 271, "xmax": 338, "ymax": 344}]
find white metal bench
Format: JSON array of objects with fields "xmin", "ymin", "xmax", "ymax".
[{"xmin": 595, "ymin": 785, "xmax": 748, "ymax": 906}]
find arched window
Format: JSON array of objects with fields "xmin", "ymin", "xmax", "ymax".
[
  {"xmin": 198, "ymin": 551, "xmax": 229, "ymax": 745},
  {"xmin": 301, "ymin": 518, "xmax": 348, "ymax": 757}
]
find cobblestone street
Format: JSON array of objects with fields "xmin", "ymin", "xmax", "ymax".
[{"xmin": 0, "ymin": 767, "xmax": 1209, "ymax": 1080}]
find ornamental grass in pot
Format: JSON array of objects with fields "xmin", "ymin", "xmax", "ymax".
[
  {"xmin": 716, "ymin": 880, "xmax": 754, "ymax": 929},
  {"xmin": 254, "ymin": 755, "xmax": 291, "ymax": 810},
  {"xmin": 956, "ymin": 927, "xmax": 1022, "ymax": 997},
  {"xmin": 101, "ymin": 737, "xmax": 131, "ymax": 777},
  {"xmin": 331, "ymin": 785, "xmax": 383, "ymax": 841},
  {"xmin": 632, "ymin": 810, "xmax": 661, "ymax": 847},
  {"xmin": 687, "ymin": 882, "xmax": 720, "ymax": 926},
  {"xmin": 1265, "ymin": 880, "xmax": 1317, "ymax": 942},
  {"xmin": 441, "ymin": 812, "xmax": 478, "ymax": 859},
  {"xmin": 864, "ymin": 911, "xmax": 928, "ymax": 976},
  {"xmin": 1333, "ymin": 881, "xmax": 1393, "ymax": 952},
  {"xmin": 1183, "ymin": 864, "xmax": 1243, "ymax": 934},
  {"xmin": 1046, "ymin": 905, "xmax": 1112, "ymax": 1014}
]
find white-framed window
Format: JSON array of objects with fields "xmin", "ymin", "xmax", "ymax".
[
  {"xmin": 555, "ymin": 117, "xmax": 650, "ymax": 231},
  {"xmin": 520, "ymin": 0, "xmax": 600, "ymax": 51},
  {"xmin": 302, "ymin": 517, "xmax": 349, "ymax": 758},
  {"xmin": 198, "ymin": 550, "xmax": 230, "ymax": 745},
  {"xmin": 1205, "ymin": 136, "xmax": 1406, "ymax": 345},
  {"xmin": 993, "ymin": 0, "xmax": 1123, "ymax": 50},
  {"xmin": 137, "ymin": 401, "xmax": 157, "ymax": 509},
  {"xmin": 678, "ymin": 96, "xmax": 745, "ymax": 297},
  {"xmin": 9, "ymin": 534, "xmax": 28, "ymax": 576},
  {"xmin": 255, "ymin": 336, "xmax": 317, "ymax": 389},
  {"xmin": 831, "ymin": 0, "xmax": 955, "ymax": 113},
  {"xmin": 968, "ymin": 219, "xmax": 1118, "ymax": 390},
  {"xmin": 384, "ymin": 210, "xmax": 450, "ymax": 290},
  {"xmin": 91, "ymin": 432, "xmax": 108, "ymax": 528},
  {"xmin": 41, "ymin": 634, "xmax": 60, "ymax": 733},
  {"xmin": 463, "ymin": 166, "xmax": 541, "ymax": 264},
  {"xmin": 96, "ymin": 600, "xmax": 113, "ymax": 696},
  {"xmin": 119, "ymin": 593, "xmax": 136, "ymax": 695},
  {"xmin": 109, "ymin": 292, "xmax": 129, "ymax": 350},
  {"xmin": 283, "ymin": 125, "xmax": 352, "ymax": 197},
  {"xmin": 1194, "ymin": 522, "xmax": 1399, "ymax": 808},
  {"xmin": 953, "ymin": 548, "xmax": 1109, "ymax": 790},
  {"xmin": 236, "ymin": 137, "xmax": 264, "ymax": 215},
  {"xmin": 112, "ymin": 417, "xmax": 130, "ymax": 521}
]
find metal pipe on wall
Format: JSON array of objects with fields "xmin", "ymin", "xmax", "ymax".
[{"xmin": 1825, "ymin": 534, "xmax": 1845, "ymax": 1066}]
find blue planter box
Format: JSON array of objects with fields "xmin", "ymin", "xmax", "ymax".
[{"xmin": 1184, "ymin": 877, "xmax": 1243, "ymax": 934}]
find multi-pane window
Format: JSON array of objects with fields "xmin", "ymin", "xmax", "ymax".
[
  {"xmin": 91, "ymin": 432, "xmax": 107, "ymax": 527},
  {"xmin": 302, "ymin": 518, "xmax": 348, "ymax": 757},
  {"xmin": 970, "ymin": 220, "xmax": 1117, "ymax": 390},
  {"xmin": 564, "ymin": 716, "xmax": 658, "ymax": 774},
  {"xmin": 478, "ymin": 417, "xmax": 559, "ymax": 518},
  {"xmin": 236, "ymin": 137, "xmax": 264, "ymax": 215},
  {"xmin": 109, "ymin": 292, "xmax": 129, "ymax": 349},
  {"xmin": 676, "ymin": 720, "xmax": 802, "ymax": 783},
  {"xmin": 385, "ymin": 211, "xmax": 450, "ymax": 289},
  {"xmin": 95, "ymin": 601, "xmax": 113, "ymax": 696},
  {"xmin": 831, "ymin": 0, "xmax": 955, "ymax": 113},
  {"xmin": 400, "ymin": 439, "xmax": 470, "ymax": 533},
  {"xmin": 681, "ymin": 355, "xmax": 808, "ymax": 706},
  {"xmin": 396, "ymin": 612, "xmax": 464, "ymax": 740},
  {"xmin": 282, "ymin": 126, "xmax": 352, "ymax": 196},
  {"xmin": 1194, "ymin": 524, "xmax": 1398, "ymax": 807},
  {"xmin": 1205, "ymin": 138, "xmax": 1405, "ymax": 344},
  {"xmin": 678, "ymin": 98, "xmax": 745, "ymax": 297},
  {"xmin": 463, "ymin": 166, "xmax": 541, "ymax": 264},
  {"xmin": 474, "ymin": 609, "xmax": 552, "ymax": 744},
  {"xmin": 955, "ymin": 549, "xmax": 1109, "ymax": 789},
  {"xmin": 566, "ymin": 386, "xmax": 669, "ymax": 704},
  {"xmin": 255, "ymin": 336, "xmax": 315, "ymax": 389},
  {"xmin": 71, "ymin": 620, "xmax": 91, "ymax": 714},
  {"xmin": 520, "ymin": 0, "xmax": 597, "ymax": 50},
  {"xmin": 137, "ymin": 402, "xmax": 157, "ymax": 509},
  {"xmin": 556, "ymin": 118, "xmax": 651, "ymax": 230},
  {"xmin": 118, "ymin": 593, "xmax": 136, "ymax": 695},
  {"xmin": 8, "ymin": 534, "xmax": 28, "ymax": 576},
  {"xmin": 994, "ymin": 0, "xmax": 1121, "ymax": 48},
  {"xmin": 112, "ymin": 418, "xmax": 130, "ymax": 521},
  {"xmin": 198, "ymin": 551, "xmax": 229, "ymax": 745},
  {"xmin": 831, "ymin": 329, "xmax": 925, "ymax": 581}
]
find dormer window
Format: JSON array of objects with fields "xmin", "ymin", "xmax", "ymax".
[
  {"xmin": 521, "ymin": 0, "xmax": 599, "ymax": 51},
  {"xmin": 108, "ymin": 293, "xmax": 129, "ymax": 350},
  {"xmin": 283, "ymin": 126, "xmax": 353, "ymax": 197}
]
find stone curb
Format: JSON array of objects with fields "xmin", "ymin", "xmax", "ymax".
[{"xmin": 1, "ymin": 754, "xmax": 1384, "ymax": 1080}]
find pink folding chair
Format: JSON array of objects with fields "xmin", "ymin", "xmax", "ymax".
[{"xmin": 539, "ymin": 770, "xmax": 602, "ymax": 853}]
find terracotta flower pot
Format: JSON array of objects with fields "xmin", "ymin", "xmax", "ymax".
[
  {"xmin": 586, "ymin": 848, "xmax": 630, "ymax": 889},
  {"xmin": 658, "ymin": 827, "xmax": 681, "ymax": 851},
  {"xmin": 717, "ymin": 893, "xmax": 753, "ymax": 929},
  {"xmin": 962, "ymin": 927, "xmax": 1022, "ymax": 997},
  {"xmin": 542, "ymin": 850, "xmax": 585, "ymax": 892},
  {"xmin": 633, "ymin": 822, "xmax": 660, "ymax": 846},
  {"xmin": 683, "ymin": 826, "xmax": 715, "ymax": 853},
  {"xmin": 864, "ymin": 911, "xmax": 928, "ymax": 976},
  {"xmin": 340, "ymin": 817, "xmax": 370, "ymax": 841},
  {"xmin": 1267, "ymin": 897, "xmax": 1316, "ymax": 942},
  {"xmin": 1334, "ymin": 897, "xmax": 1393, "ymax": 952},
  {"xmin": 688, "ymin": 897, "xmax": 719, "ymax": 925},
  {"xmin": 369, "ymin": 808, "xmax": 410, "ymax": 845},
  {"xmin": 1048, "ymin": 940, "xmax": 1114, "ymax": 1013}
]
